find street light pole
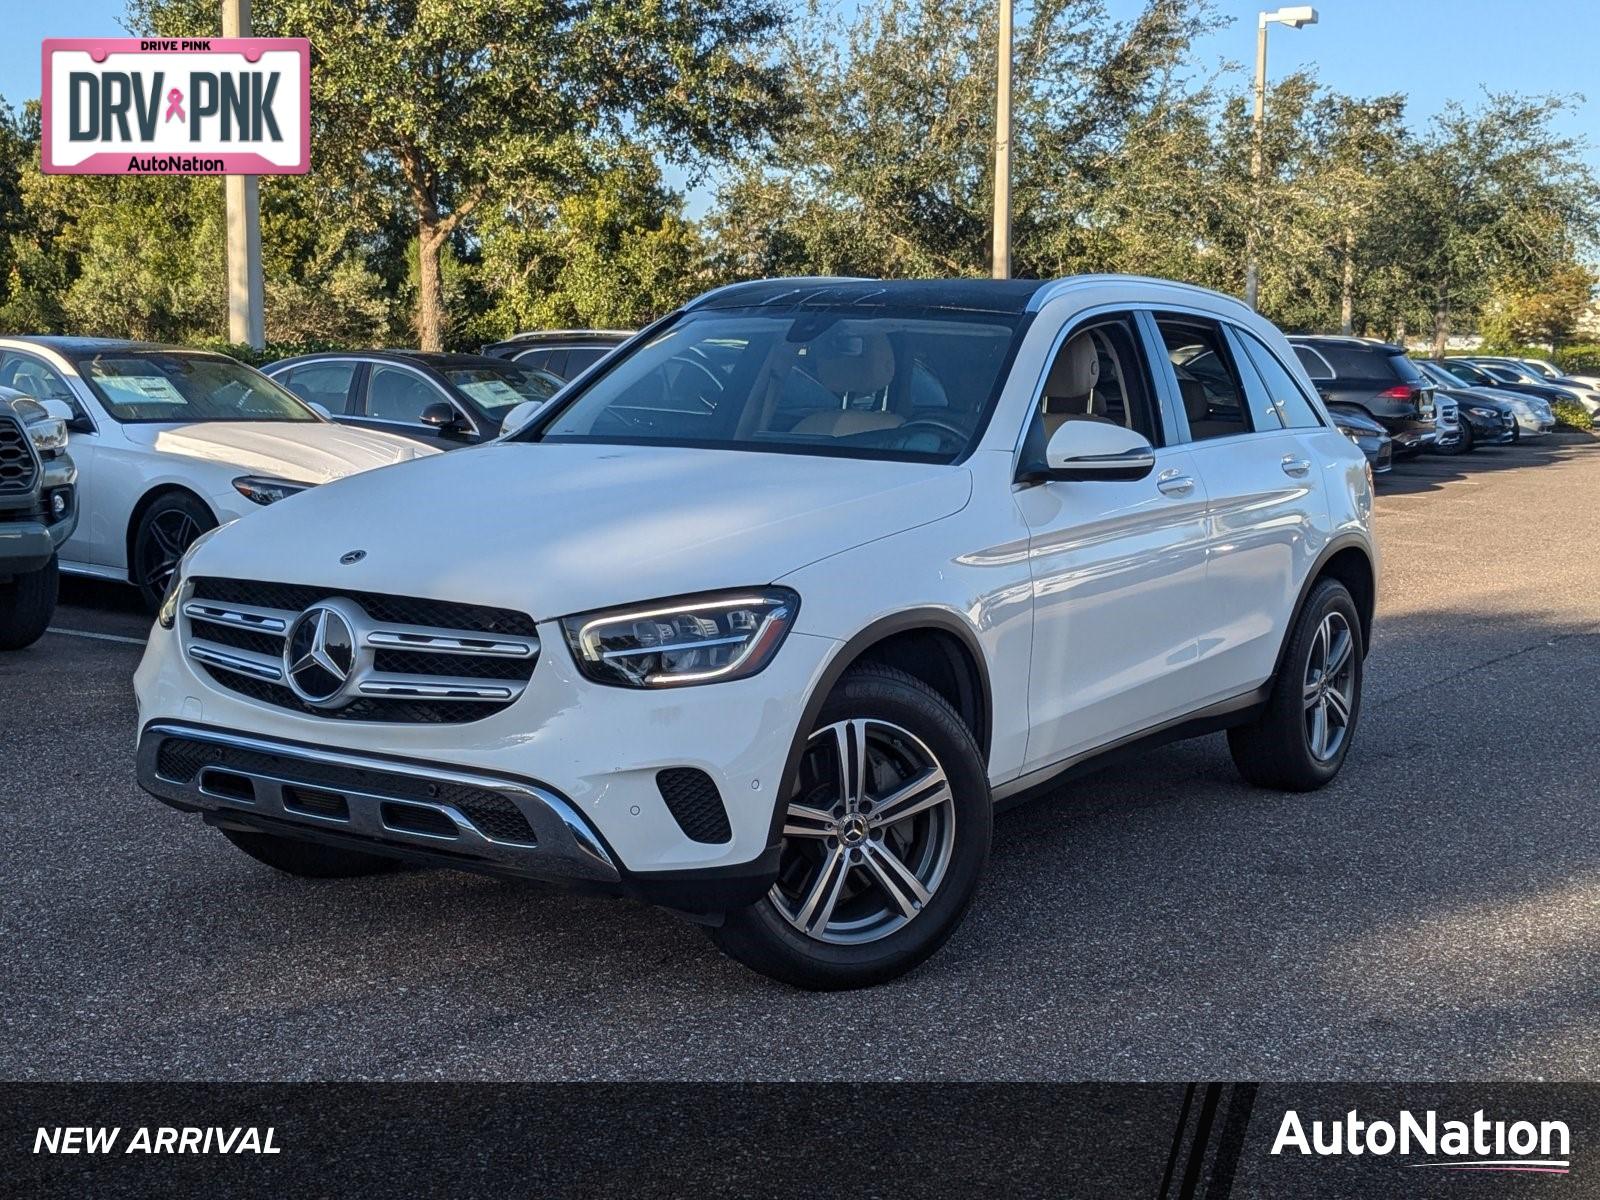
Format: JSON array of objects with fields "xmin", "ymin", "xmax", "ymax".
[
  {"xmin": 222, "ymin": 0, "xmax": 265, "ymax": 349},
  {"xmin": 991, "ymin": 0, "xmax": 1013, "ymax": 280},
  {"xmin": 1244, "ymin": 6, "xmax": 1317, "ymax": 312}
]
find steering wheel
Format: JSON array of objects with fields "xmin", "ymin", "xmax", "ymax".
[{"xmin": 894, "ymin": 416, "xmax": 969, "ymax": 447}]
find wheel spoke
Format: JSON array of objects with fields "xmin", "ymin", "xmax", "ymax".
[
  {"xmin": 1303, "ymin": 677, "xmax": 1322, "ymax": 708},
  {"xmin": 781, "ymin": 803, "xmax": 835, "ymax": 840},
  {"xmin": 831, "ymin": 719, "xmax": 870, "ymax": 812},
  {"xmin": 866, "ymin": 765, "xmax": 950, "ymax": 830},
  {"xmin": 1310, "ymin": 618, "xmax": 1328, "ymax": 675},
  {"xmin": 1324, "ymin": 684, "xmax": 1351, "ymax": 725},
  {"xmin": 795, "ymin": 845, "xmax": 850, "ymax": 933},
  {"xmin": 862, "ymin": 840, "xmax": 931, "ymax": 918},
  {"xmin": 1309, "ymin": 698, "xmax": 1328, "ymax": 757},
  {"xmin": 1326, "ymin": 624, "xmax": 1354, "ymax": 679}
]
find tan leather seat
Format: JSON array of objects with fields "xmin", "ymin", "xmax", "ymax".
[
  {"xmin": 792, "ymin": 330, "xmax": 905, "ymax": 438},
  {"xmin": 1040, "ymin": 333, "xmax": 1113, "ymax": 439}
]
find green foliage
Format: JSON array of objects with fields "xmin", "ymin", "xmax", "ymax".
[
  {"xmin": 1555, "ymin": 345, "xmax": 1600, "ymax": 374},
  {"xmin": 1550, "ymin": 399, "xmax": 1594, "ymax": 430},
  {"xmin": 195, "ymin": 340, "xmax": 348, "ymax": 367}
]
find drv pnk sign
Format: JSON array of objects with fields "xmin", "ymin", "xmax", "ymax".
[{"xmin": 42, "ymin": 38, "xmax": 309, "ymax": 174}]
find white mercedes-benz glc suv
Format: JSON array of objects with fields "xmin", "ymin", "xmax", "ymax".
[{"xmin": 134, "ymin": 276, "xmax": 1377, "ymax": 990}]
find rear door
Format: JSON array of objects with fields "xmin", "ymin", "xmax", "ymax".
[
  {"xmin": 356, "ymin": 362, "xmax": 475, "ymax": 448},
  {"xmin": 1151, "ymin": 315, "xmax": 1333, "ymax": 703}
]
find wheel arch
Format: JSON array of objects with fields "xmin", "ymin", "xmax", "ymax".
[
  {"xmin": 765, "ymin": 608, "xmax": 994, "ymax": 851},
  {"xmin": 124, "ymin": 484, "xmax": 217, "ymax": 581},
  {"xmin": 1275, "ymin": 536, "xmax": 1376, "ymax": 677}
]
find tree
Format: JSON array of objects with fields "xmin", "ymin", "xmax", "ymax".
[
  {"xmin": 710, "ymin": 0, "xmax": 1223, "ymax": 281},
  {"xmin": 1480, "ymin": 260, "xmax": 1597, "ymax": 349},
  {"xmin": 132, "ymin": 0, "xmax": 791, "ymax": 349}
]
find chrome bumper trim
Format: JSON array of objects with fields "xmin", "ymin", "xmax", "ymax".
[{"xmin": 136, "ymin": 721, "xmax": 619, "ymax": 885}]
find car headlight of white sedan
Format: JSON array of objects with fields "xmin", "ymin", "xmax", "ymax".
[
  {"xmin": 233, "ymin": 475, "xmax": 314, "ymax": 506},
  {"xmin": 561, "ymin": 588, "xmax": 800, "ymax": 688}
]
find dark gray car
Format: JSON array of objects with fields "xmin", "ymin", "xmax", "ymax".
[
  {"xmin": 0, "ymin": 386, "xmax": 78, "ymax": 649},
  {"xmin": 1287, "ymin": 336, "xmax": 1437, "ymax": 456}
]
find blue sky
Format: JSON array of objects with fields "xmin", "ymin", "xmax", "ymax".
[{"xmin": 7, "ymin": 0, "xmax": 1598, "ymax": 213}]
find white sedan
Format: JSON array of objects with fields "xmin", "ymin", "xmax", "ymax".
[{"xmin": 0, "ymin": 337, "xmax": 438, "ymax": 609}]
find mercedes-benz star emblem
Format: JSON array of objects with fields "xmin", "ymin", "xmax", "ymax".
[
  {"xmin": 284, "ymin": 605, "xmax": 357, "ymax": 705},
  {"xmin": 339, "ymin": 550, "xmax": 366, "ymax": 565}
]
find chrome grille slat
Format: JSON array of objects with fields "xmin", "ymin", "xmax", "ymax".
[
  {"xmin": 182, "ymin": 600, "xmax": 293, "ymax": 636},
  {"xmin": 189, "ymin": 641, "xmax": 286, "ymax": 682},
  {"xmin": 366, "ymin": 626, "xmax": 537, "ymax": 658},
  {"xmin": 357, "ymin": 675, "xmax": 523, "ymax": 702}
]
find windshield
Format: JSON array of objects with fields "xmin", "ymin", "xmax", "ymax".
[
  {"xmin": 77, "ymin": 352, "xmax": 316, "ymax": 423},
  {"xmin": 442, "ymin": 362, "xmax": 561, "ymax": 414},
  {"xmin": 529, "ymin": 307, "xmax": 1024, "ymax": 463}
]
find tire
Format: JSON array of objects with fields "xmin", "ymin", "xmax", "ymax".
[
  {"xmin": 1227, "ymin": 578, "xmax": 1363, "ymax": 792},
  {"xmin": 132, "ymin": 492, "xmax": 216, "ymax": 611},
  {"xmin": 219, "ymin": 827, "xmax": 403, "ymax": 879},
  {"xmin": 710, "ymin": 663, "xmax": 991, "ymax": 990},
  {"xmin": 0, "ymin": 553, "xmax": 58, "ymax": 651}
]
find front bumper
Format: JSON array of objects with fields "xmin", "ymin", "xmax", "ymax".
[
  {"xmin": 134, "ymin": 613, "xmax": 839, "ymax": 898},
  {"xmin": 0, "ymin": 457, "xmax": 78, "ymax": 574}
]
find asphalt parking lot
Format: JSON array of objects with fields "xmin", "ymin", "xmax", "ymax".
[{"xmin": 4, "ymin": 432, "xmax": 1599, "ymax": 1082}]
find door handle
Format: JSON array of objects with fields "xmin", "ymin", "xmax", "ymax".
[
  {"xmin": 1280, "ymin": 455, "xmax": 1312, "ymax": 478},
  {"xmin": 1156, "ymin": 470, "xmax": 1195, "ymax": 497}
]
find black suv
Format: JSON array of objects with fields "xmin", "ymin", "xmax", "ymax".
[
  {"xmin": 479, "ymin": 330, "xmax": 633, "ymax": 381},
  {"xmin": 1288, "ymin": 336, "xmax": 1436, "ymax": 456},
  {"xmin": 0, "ymin": 387, "xmax": 77, "ymax": 649}
]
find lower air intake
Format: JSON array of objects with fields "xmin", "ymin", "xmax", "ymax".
[{"xmin": 656, "ymin": 768, "xmax": 732, "ymax": 845}]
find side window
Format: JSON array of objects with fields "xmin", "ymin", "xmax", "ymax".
[
  {"xmin": 513, "ymin": 348, "xmax": 552, "ymax": 373},
  {"xmin": 1293, "ymin": 345, "xmax": 1333, "ymax": 381},
  {"xmin": 1155, "ymin": 318, "xmax": 1250, "ymax": 441},
  {"xmin": 279, "ymin": 362, "xmax": 358, "ymax": 415},
  {"xmin": 0, "ymin": 352, "xmax": 93, "ymax": 427},
  {"xmin": 1239, "ymin": 332, "xmax": 1324, "ymax": 429},
  {"xmin": 1022, "ymin": 314, "xmax": 1160, "ymax": 466},
  {"xmin": 563, "ymin": 347, "xmax": 608, "ymax": 376},
  {"xmin": 364, "ymin": 365, "xmax": 449, "ymax": 424}
]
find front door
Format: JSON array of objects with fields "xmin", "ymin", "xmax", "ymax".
[{"xmin": 1016, "ymin": 312, "xmax": 1213, "ymax": 773}]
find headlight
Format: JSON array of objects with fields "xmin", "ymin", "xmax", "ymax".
[
  {"xmin": 156, "ymin": 524, "xmax": 226, "ymax": 629},
  {"xmin": 233, "ymin": 475, "xmax": 313, "ymax": 506},
  {"xmin": 8, "ymin": 398, "xmax": 68, "ymax": 453},
  {"xmin": 1467, "ymin": 406, "xmax": 1498, "ymax": 419},
  {"xmin": 561, "ymin": 588, "xmax": 799, "ymax": 688}
]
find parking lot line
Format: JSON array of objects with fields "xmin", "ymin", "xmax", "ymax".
[{"xmin": 46, "ymin": 627, "xmax": 147, "ymax": 647}]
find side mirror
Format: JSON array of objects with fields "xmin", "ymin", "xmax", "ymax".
[
  {"xmin": 37, "ymin": 397, "xmax": 74, "ymax": 423},
  {"xmin": 420, "ymin": 401, "xmax": 466, "ymax": 434},
  {"xmin": 499, "ymin": 399, "xmax": 542, "ymax": 438},
  {"xmin": 1021, "ymin": 421, "xmax": 1156, "ymax": 483},
  {"xmin": 305, "ymin": 401, "xmax": 332, "ymax": 420}
]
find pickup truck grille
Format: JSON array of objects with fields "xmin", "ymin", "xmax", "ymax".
[
  {"xmin": 181, "ymin": 576, "xmax": 539, "ymax": 724},
  {"xmin": 0, "ymin": 416, "xmax": 39, "ymax": 497}
]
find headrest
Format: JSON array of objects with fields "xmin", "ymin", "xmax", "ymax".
[
  {"xmin": 815, "ymin": 329, "xmax": 895, "ymax": 396},
  {"xmin": 1179, "ymin": 377, "xmax": 1208, "ymax": 422},
  {"xmin": 1044, "ymin": 333, "xmax": 1099, "ymax": 401}
]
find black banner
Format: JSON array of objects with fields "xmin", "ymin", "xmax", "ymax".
[{"xmin": 5, "ymin": 1083, "xmax": 1596, "ymax": 1198}]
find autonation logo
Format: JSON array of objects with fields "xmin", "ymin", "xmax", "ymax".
[{"xmin": 1272, "ymin": 1109, "xmax": 1571, "ymax": 1175}]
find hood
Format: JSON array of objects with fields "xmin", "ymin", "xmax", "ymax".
[
  {"xmin": 1436, "ymin": 386, "xmax": 1512, "ymax": 409},
  {"xmin": 191, "ymin": 442, "xmax": 973, "ymax": 618},
  {"xmin": 125, "ymin": 420, "xmax": 436, "ymax": 483}
]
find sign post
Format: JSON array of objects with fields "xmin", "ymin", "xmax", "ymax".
[{"xmin": 222, "ymin": 0, "xmax": 264, "ymax": 349}]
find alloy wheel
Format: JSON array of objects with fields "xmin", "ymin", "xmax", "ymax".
[
  {"xmin": 139, "ymin": 508, "xmax": 203, "ymax": 597},
  {"xmin": 768, "ymin": 718, "xmax": 956, "ymax": 945},
  {"xmin": 1303, "ymin": 611, "xmax": 1356, "ymax": 762}
]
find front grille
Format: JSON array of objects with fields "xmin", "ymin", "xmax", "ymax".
[
  {"xmin": 153, "ymin": 734, "xmax": 537, "ymax": 844},
  {"xmin": 656, "ymin": 768, "xmax": 732, "ymax": 844},
  {"xmin": 0, "ymin": 416, "xmax": 39, "ymax": 497},
  {"xmin": 182, "ymin": 577, "xmax": 539, "ymax": 724}
]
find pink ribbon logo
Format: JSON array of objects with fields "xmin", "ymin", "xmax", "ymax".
[{"xmin": 164, "ymin": 88, "xmax": 185, "ymax": 123}]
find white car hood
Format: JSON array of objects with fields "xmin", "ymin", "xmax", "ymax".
[
  {"xmin": 124, "ymin": 420, "xmax": 436, "ymax": 483},
  {"xmin": 191, "ymin": 442, "xmax": 973, "ymax": 617}
]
